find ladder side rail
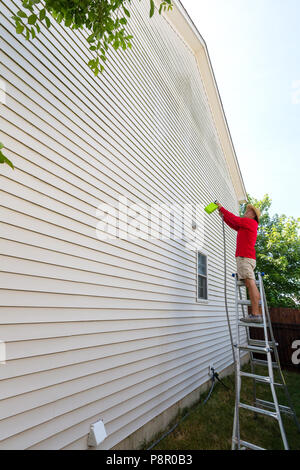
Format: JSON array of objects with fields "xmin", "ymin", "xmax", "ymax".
[
  {"xmin": 232, "ymin": 274, "xmax": 241, "ymax": 450},
  {"xmin": 258, "ymin": 272, "xmax": 271, "ymax": 351},
  {"xmin": 238, "ymin": 282, "xmax": 257, "ymax": 407},
  {"xmin": 261, "ymin": 280, "xmax": 286, "ymax": 384},
  {"xmin": 258, "ymin": 272, "xmax": 289, "ymax": 450},
  {"xmin": 261, "ymin": 279, "xmax": 300, "ymax": 432}
]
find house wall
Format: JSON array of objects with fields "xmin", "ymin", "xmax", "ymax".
[{"xmin": 0, "ymin": 0, "xmax": 243, "ymax": 449}]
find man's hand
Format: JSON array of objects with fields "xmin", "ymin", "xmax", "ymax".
[{"xmin": 216, "ymin": 202, "xmax": 223, "ymax": 217}]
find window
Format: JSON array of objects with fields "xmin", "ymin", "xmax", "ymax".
[{"xmin": 197, "ymin": 252, "xmax": 208, "ymax": 300}]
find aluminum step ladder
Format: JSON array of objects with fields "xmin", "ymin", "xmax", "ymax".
[{"xmin": 232, "ymin": 271, "xmax": 300, "ymax": 450}]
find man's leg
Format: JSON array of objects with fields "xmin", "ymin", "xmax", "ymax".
[{"xmin": 244, "ymin": 279, "xmax": 261, "ymax": 316}]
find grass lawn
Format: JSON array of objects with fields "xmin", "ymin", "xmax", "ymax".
[{"xmin": 142, "ymin": 364, "xmax": 300, "ymax": 450}]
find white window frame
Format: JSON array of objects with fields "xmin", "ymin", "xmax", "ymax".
[{"xmin": 196, "ymin": 250, "xmax": 209, "ymax": 303}]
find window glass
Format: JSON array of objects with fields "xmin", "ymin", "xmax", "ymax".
[{"xmin": 197, "ymin": 252, "xmax": 207, "ymax": 300}]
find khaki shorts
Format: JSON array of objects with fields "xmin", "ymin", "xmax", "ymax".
[{"xmin": 236, "ymin": 256, "xmax": 256, "ymax": 280}]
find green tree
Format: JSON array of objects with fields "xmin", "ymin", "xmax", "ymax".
[{"xmin": 240, "ymin": 194, "xmax": 300, "ymax": 308}]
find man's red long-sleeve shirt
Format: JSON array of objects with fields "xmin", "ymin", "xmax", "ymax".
[{"xmin": 219, "ymin": 207, "xmax": 258, "ymax": 259}]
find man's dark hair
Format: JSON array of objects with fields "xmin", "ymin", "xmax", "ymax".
[{"xmin": 254, "ymin": 215, "xmax": 259, "ymax": 224}]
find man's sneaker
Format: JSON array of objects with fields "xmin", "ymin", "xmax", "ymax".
[{"xmin": 240, "ymin": 314, "xmax": 263, "ymax": 323}]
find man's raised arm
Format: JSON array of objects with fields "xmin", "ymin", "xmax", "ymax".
[{"xmin": 216, "ymin": 204, "xmax": 250, "ymax": 231}]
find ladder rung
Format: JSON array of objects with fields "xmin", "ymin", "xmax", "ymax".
[
  {"xmin": 237, "ymin": 299, "xmax": 262, "ymax": 306},
  {"xmin": 239, "ymin": 440, "xmax": 265, "ymax": 451},
  {"xmin": 238, "ymin": 321, "xmax": 266, "ymax": 328},
  {"xmin": 240, "ymin": 372, "xmax": 284, "ymax": 387},
  {"xmin": 239, "ymin": 402, "xmax": 278, "ymax": 419},
  {"xmin": 240, "ymin": 371, "xmax": 271, "ymax": 383},
  {"xmin": 249, "ymin": 339, "xmax": 278, "ymax": 347},
  {"xmin": 252, "ymin": 358, "xmax": 279, "ymax": 368},
  {"xmin": 255, "ymin": 399, "xmax": 294, "ymax": 416},
  {"xmin": 237, "ymin": 280, "xmax": 260, "ymax": 287},
  {"xmin": 237, "ymin": 344, "xmax": 272, "ymax": 353}
]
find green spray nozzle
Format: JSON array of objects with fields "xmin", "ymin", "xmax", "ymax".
[{"xmin": 204, "ymin": 201, "xmax": 219, "ymax": 214}]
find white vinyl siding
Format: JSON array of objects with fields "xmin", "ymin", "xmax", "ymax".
[{"xmin": 0, "ymin": 0, "xmax": 243, "ymax": 449}]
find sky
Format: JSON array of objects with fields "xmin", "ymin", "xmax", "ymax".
[{"xmin": 180, "ymin": 0, "xmax": 300, "ymax": 219}]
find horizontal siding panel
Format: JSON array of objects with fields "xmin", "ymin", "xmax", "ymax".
[
  {"xmin": 3, "ymin": 322, "xmax": 233, "ymax": 367},
  {"xmin": 0, "ymin": 333, "xmax": 226, "ymax": 420},
  {"xmin": 0, "ymin": 304, "xmax": 237, "ymax": 326},
  {"xmin": 0, "ymin": 255, "xmax": 195, "ymax": 293},
  {"xmin": 0, "ymin": 193, "xmax": 196, "ymax": 272},
  {"xmin": 0, "ymin": 216, "xmax": 196, "ymax": 283},
  {"xmin": 0, "ymin": 272, "xmax": 194, "ymax": 300},
  {"xmin": 0, "ymin": 290, "xmax": 231, "ymax": 308},
  {"xmin": 0, "ymin": 341, "xmax": 231, "ymax": 446},
  {"xmin": 2, "ymin": 347, "xmax": 241, "ymax": 450},
  {"xmin": 0, "ymin": 126, "xmax": 235, "ymax": 263},
  {"xmin": 0, "ymin": 219, "xmax": 236, "ymax": 286},
  {"xmin": 0, "ymin": 328, "xmax": 228, "ymax": 381},
  {"xmin": 0, "ymin": 224, "xmax": 200, "ymax": 282},
  {"xmin": 0, "ymin": 317, "xmax": 216, "ymax": 341}
]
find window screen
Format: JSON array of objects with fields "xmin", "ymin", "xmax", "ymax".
[{"xmin": 197, "ymin": 252, "xmax": 207, "ymax": 300}]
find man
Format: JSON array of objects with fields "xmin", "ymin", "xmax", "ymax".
[{"xmin": 216, "ymin": 203, "xmax": 262, "ymax": 323}]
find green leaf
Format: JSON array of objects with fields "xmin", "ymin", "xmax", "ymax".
[
  {"xmin": 39, "ymin": 9, "xmax": 46, "ymax": 21},
  {"xmin": 17, "ymin": 10, "xmax": 27, "ymax": 18},
  {"xmin": 150, "ymin": 0, "xmax": 155, "ymax": 17},
  {"xmin": 57, "ymin": 12, "xmax": 64, "ymax": 24},
  {"xmin": 123, "ymin": 6, "xmax": 130, "ymax": 17},
  {"xmin": 28, "ymin": 14, "xmax": 37, "ymax": 25},
  {"xmin": 45, "ymin": 16, "xmax": 51, "ymax": 28},
  {"xmin": 65, "ymin": 11, "xmax": 73, "ymax": 27},
  {"xmin": 112, "ymin": 39, "xmax": 120, "ymax": 50},
  {"xmin": 16, "ymin": 24, "xmax": 25, "ymax": 34},
  {"xmin": 4, "ymin": 156, "xmax": 14, "ymax": 169},
  {"xmin": 0, "ymin": 142, "xmax": 4, "ymax": 149},
  {"xmin": 26, "ymin": 28, "xmax": 30, "ymax": 40},
  {"xmin": 0, "ymin": 151, "xmax": 14, "ymax": 169},
  {"xmin": 87, "ymin": 33, "xmax": 95, "ymax": 43},
  {"xmin": 31, "ymin": 26, "xmax": 36, "ymax": 38}
]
